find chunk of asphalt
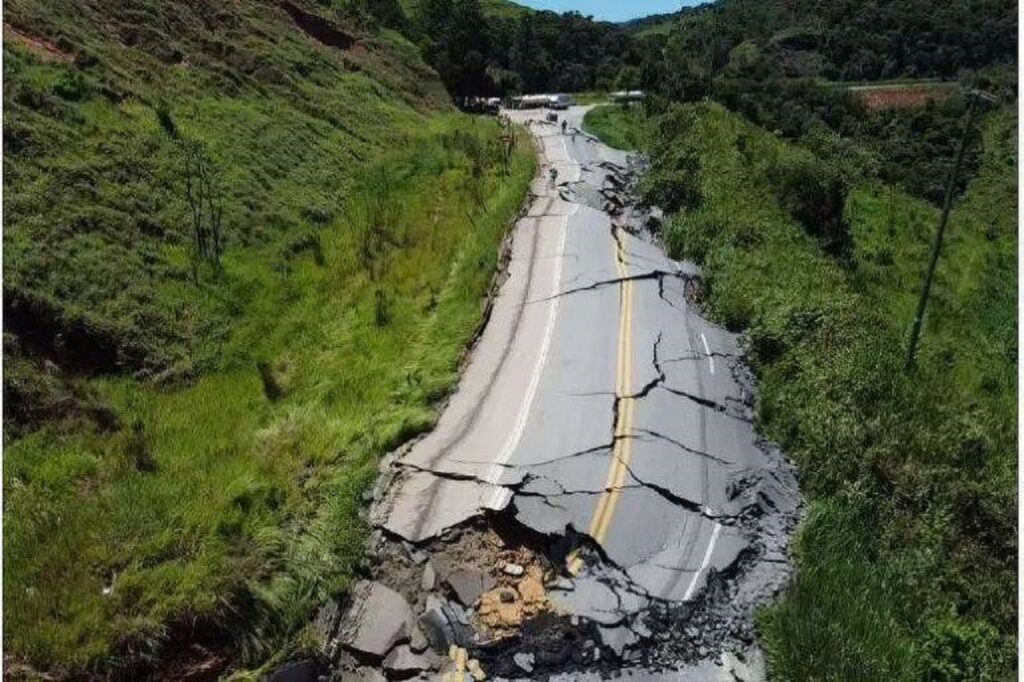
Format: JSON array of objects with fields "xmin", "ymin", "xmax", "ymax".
[
  {"xmin": 338, "ymin": 581, "xmax": 414, "ymax": 659},
  {"xmin": 421, "ymin": 561, "xmax": 437, "ymax": 591},
  {"xmin": 383, "ymin": 643, "xmax": 441, "ymax": 676},
  {"xmin": 549, "ymin": 574, "xmax": 650, "ymax": 625},
  {"xmin": 598, "ymin": 623, "xmax": 640, "ymax": 660},
  {"xmin": 408, "ymin": 625, "xmax": 430, "ymax": 654},
  {"xmin": 418, "ymin": 596, "xmax": 473, "ymax": 654},
  {"xmin": 513, "ymin": 652, "xmax": 536, "ymax": 674},
  {"xmin": 444, "ymin": 568, "xmax": 496, "ymax": 607}
]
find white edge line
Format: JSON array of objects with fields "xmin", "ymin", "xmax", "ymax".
[
  {"xmin": 700, "ymin": 332, "xmax": 715, "ymax": 374},
  {"xmin": 484, "ymin": 203, "xmax": 579, "ymax": 510},
  {"xmin": 683, "ymin": 522, "xmax": 723, "ymax": 601}
]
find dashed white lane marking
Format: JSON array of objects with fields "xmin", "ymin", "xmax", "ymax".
[
  {"xmin": 700, "ymin": 332, "xmax": 715, "ymax": 374},
  {"xmin": 683, "ymin": 521, "xmax": 723, "ymax": 601},
  {"xmin": 485, "ymin": 202, "xmax": 580, "ymax": 510}
]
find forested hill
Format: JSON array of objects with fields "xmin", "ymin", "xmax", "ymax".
[
  {"xmin": 404, "ymin": 0, "xmax": 1017, "ymax": 102},
  {"xmin": 647, "ymin": 0, "xmax": 1016, "ymax": 82},
  {"xmin": 400, "ymin": 0, "xmax": 653, "ymax": 97}
]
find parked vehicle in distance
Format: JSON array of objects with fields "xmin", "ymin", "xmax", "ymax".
[
  {"xmin": 511, "ymin": 94, "xmax": 550, "ymax": 109},
  {"xmin": 611, "ymin": 90, "xmax": 645, "ymax": 103},
  {"xmin": 548, "ymin": 93, "xmax": 573, "ymax": 110},
  {"xmin": 510, "ymin": 93, "xmax": 574, "ymax": 110}
]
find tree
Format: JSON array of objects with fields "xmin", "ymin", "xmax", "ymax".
[
  {"xmin": 180, "ymin": 140, "xmax": 225, "ymax": 281},
  {"xmin": 417, "ymin": 0, "xmax": 493, "ymax": 98}
]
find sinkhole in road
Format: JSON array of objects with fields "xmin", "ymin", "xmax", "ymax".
[{"xmin": 323, "ymin": 458, "xmax": 800, "ymax": 682}]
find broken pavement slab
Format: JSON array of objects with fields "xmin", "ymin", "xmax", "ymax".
[
  {"xmin": 337, "ymin": 582, "xmax": 415, "ymax": 660},
  {"xmin": 418, "ymin": 596, "xmax": 474, "ymax": 654},
  {"xmin": 382, "ymin": 644, "xmax": 441, "ymax": 676},
  {"xmin": 444, "ymin": 568, "xmax": 497, "ymax": 607}
]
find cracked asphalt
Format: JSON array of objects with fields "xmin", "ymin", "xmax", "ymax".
[{"xmin": 324, "ymin": 106, "xmax": 802, "ymax": 681}]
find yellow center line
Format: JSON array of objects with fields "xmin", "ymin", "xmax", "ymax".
[{"xmin": 568, "ymin": 236, "xmax": 635, "ymax": 575}]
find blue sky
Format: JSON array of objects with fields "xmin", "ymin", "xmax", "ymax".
[{"xmin": 516, "ymin": 0, "xmax": 698, "ymax": 22}]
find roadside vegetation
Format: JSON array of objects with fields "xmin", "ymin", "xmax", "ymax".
[
  {"xmin": 586, "ymin": 99, "xmax": 1017, "ymax": 679},
  {"xmin": 581, "ymin": 103, "xmax": 648, "ymax": 151},
  {"xmin": 4, "ymin": 0, "xmax": 535, "ymax": 675}
]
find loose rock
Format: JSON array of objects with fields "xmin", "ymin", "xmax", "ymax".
[
  {"xmin": 408, "ymin": 625, "xmax": 430, "ymax": 654},
  {"xmin": 466, "ymin": 658, "xmax": 486, "ymax": 681},
  {"xmin": 383, "ymin": 644, "xmax": 440, "ymax": 675},
  {"xmin": 502, "ymin": 563, "xmax": 524, "ymax": 577},
  {"xmin": 418, "ymin": 596, "xmax": 472, "ymax": 653},
  {"xmin": 421, "ymin": 562, "xmax": 437, "ymax": 591}
]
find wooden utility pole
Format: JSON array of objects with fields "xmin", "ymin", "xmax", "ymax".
[{"xmin": 905, "ymin": 89, "xmax": 997, "ymax": 369}]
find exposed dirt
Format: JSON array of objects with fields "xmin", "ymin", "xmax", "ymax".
[
  {"xmin": 851, "ymin": 83, "xmax": 957, "ymax": 110},
  {"xmin": 3, "ymin": 24, "xmax": 73, "ymax": 62}
]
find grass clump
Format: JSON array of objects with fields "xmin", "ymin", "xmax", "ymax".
[{"xmin": 628, "ymin": 101, "xmax": 1015, "ymax": 679}]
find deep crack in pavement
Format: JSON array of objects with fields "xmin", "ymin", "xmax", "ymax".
[{"xmin": 314, "ymin": 106, "xmax": 802, "ymax": 682}]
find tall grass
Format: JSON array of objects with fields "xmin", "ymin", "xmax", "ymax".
[
  {"xmin": 582, "ymin": 103, "xmax": 649, "ymax": 151},
  {"xmin": 4, "ymin": 117, "xmax": 536, "ymax": 674}
]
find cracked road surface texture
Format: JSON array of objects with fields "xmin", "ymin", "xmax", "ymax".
[{"xmin": 327, "ymin": 106, "xmax": 801, "ymax": 681}]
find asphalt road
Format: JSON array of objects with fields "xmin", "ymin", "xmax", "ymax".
[{"xmin": 362, "ymin": 105, "xmax": 800, "ymax": 678}]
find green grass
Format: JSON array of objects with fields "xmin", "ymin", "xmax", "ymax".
[
  {"xmin": 582, "ymin": 103, "xmax": 648, "ymax": 150},
  {"xmin": 5, "ymin": 114, "xmax": 536, "ymax": 675},
  {"xmin": 4, "ymin": 0, "xmax": 537, "ymax": 675},
  {"xmin": 401, "ymin": 0, "xmax": 531, "ymax": 20},
  {"xmin": 572, "ymin": 91, "xmax": 611, "ymax": 106},
  {"xmin": 613, "ymin": 101, "xmax": 1017, "ymax": 678}
]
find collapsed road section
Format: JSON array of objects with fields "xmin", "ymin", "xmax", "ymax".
[{"xmin": 318, "ymin": 107, "xmax": 802, "ymax": 681}]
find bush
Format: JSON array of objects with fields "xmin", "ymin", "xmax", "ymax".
[
  {"xmin": 922, "ymin": 615, "xmax": 1015, "ymax": 681},
  {"xmin": 768, "ymin": 152, "xmax": 851, "ymax": 257},
  {"xmin": 53, "ymin": 70, "xmax": 88, "ymax": 100},
  {"xmin": 641, "ymin": 105, "xmax": 703, "ymax": 212}
]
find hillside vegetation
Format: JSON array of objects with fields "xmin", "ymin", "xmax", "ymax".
[
  {"xmin": 648, "ymin": 0, "xmax": 1016, "ymax": 83},
  {"xmin": 586, "ymin": 100, "xmax": 1016, "ymax": 679},
  {"xmin": 628, "ymin": 0, "xmax": 1016, "ymax": 211},
  {"xmin": 404, "ymin": 0, "xmax": 651, "ymax": 98},
  {"xmin": 4, "ymin": 0, "xmax": 535, "ymax": 675}
]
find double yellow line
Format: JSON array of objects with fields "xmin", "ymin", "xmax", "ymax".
[{"xmin": 569, "ymin": 236, "xmax": 635, "ymax": 575}]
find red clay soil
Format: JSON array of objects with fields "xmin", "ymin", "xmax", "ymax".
[{"xmin": 853, "ymin": 85, "xmax": 956, "ymax": 110}]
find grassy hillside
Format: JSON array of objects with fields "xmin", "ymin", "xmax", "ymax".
[
  {"xmin": 401, "ymin": 0, "xmax": 531, "ymax": 21},
  {"xmin": 4, "ymin": 0, "xmax": 536, "ymax": 676},
  {"xmin": 589, "ymin": 102, "xmax": 1016, "ymax": 678},
  {"xmin": 661, "ymin": 103, "xmax": 1015, "ymax": 676}
]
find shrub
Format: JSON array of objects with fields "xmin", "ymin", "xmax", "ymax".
[{"xmin": 768, "ymin": 152, "xmax": 851, "ymax": 257}]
